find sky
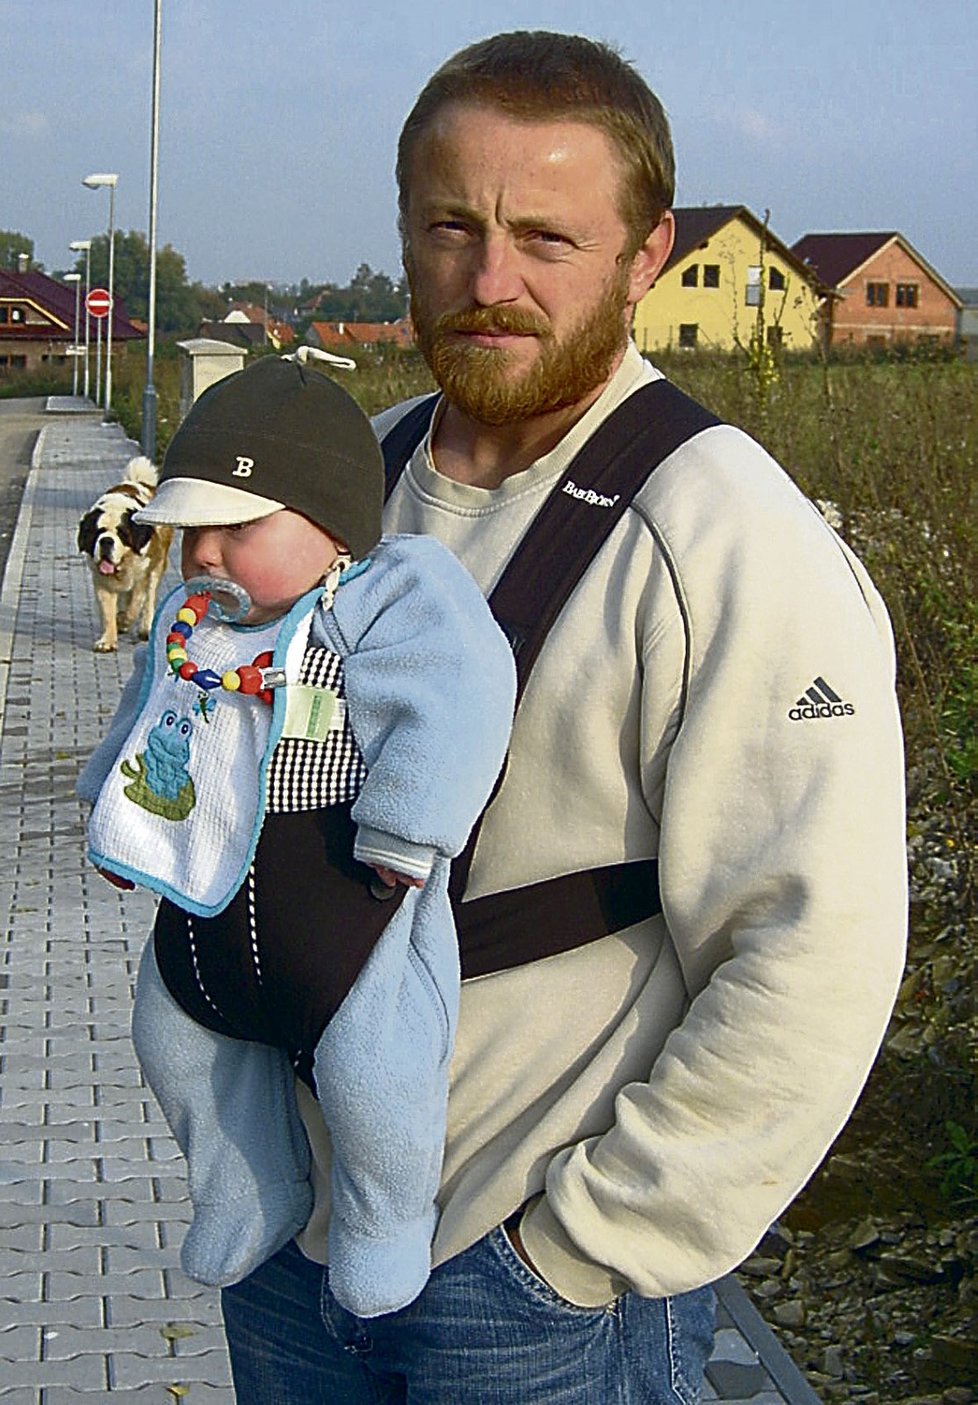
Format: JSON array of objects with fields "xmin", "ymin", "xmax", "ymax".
[{"xmin": 2, "ymin": 0, "xmax": 976, "ymax": 292}]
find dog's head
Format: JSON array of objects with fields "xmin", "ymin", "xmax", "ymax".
[{"xmin": 78, "ymin": 487, "xmax": 156, "ymax": 575}]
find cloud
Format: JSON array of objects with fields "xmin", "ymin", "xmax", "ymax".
[
  {"xmin": 0, "ymin": 110, "xmax": 49, "ymax": 138},
  {"xmin": 732, "ymin": 107, "xmax": 778, "ymax": 145}
]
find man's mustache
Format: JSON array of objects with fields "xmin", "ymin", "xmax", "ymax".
[{"xmin": 434, "ymin": 306, "xmax": 551, "ymax": 337}]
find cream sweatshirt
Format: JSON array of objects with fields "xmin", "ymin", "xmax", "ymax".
[{"xmin": 295, "ymin": 345, "xmax": 907, "ymax": 1307}]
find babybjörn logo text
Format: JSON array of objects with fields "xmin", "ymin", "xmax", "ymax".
[
  {"xmin": 232, "ymin": 456, "xmax": 255, "ymax": 478},
  {"xmin": 788, "ymin": 676, "xmax": 855, "ymax": 721},
  {"xmin": 562, "ymin": 480, "xmax": 620, "ymax": 508}
]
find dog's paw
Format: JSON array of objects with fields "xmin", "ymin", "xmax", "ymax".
[{"xmin": 93, "ymin": 637, "xmax": 117, "ymax": 654}]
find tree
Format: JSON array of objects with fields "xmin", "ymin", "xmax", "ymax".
[
  {"xmin": 0, "ymin": 231, "xmax": 35, "ymax": 270},
  {"xmin": 74, "ymin": 230, "xmax": 202, "ymax": 334}
]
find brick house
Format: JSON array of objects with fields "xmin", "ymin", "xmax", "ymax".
[
  {"xmin": 0, "ymin": 266, "xmax": 142, "ymax": 374},
  {"xmin": 790, "ymin": 232, "xmax": 961, "ymax": 349}
]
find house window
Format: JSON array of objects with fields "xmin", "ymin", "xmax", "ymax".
[
  {"xmin": 896, "ymin": 283, "xmax": 919, "ymax": 308},
  {"xmin": 681, "ymin": 265, "xmax": 698, "ymax": 287},
  {"xmin": 769, "ymin": 267, "xmax": 786, "ymax": 291},
  {"xmin": 866, "ymin": 282, "xmax": 889, "ymax": 307},
  {"xmin": 703, "ymin": 264, "xmax": 720, "ymax": 288},
  {"xmin": 678, "ymin": 324, "xmax": 698, "ymax": 349},
  {"xmin": 745, "ymin": 266, "xmax": 762, "ymax": 306}
]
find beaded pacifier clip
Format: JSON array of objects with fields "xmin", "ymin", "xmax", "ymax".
[{"xmin": 165, "ymin": 578, "xmax": 285, "ymax": 706}]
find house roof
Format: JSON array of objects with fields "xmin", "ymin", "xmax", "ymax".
[
  {"xmin": 198, "ymin": 320, "xmax": 267, "ymax": 349},
  {"xmin": 0, "ymin": 267, "xmax": 143, "ymax": 340},
  {"xmin": 665, "ymin": 206, "xmax": 818, "ymax": 285},
  {"xmin": 791, "ymin": 232, "xmax": 963, "ymax": 305},
  {"xmin": 790, "ymin": 233, "xmax": 898, "ymax": 290},
  {"xmin": 309, "ymin": 320, "xmax": 413, "ymax": 349}
]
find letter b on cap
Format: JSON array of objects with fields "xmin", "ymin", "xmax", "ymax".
[{"xmin": 233, "ymin": 456, "xmax": 254, "ymax": 478}]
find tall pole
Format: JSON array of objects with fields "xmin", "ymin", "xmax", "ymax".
[
  {"xmin": 142, "ymin": 0, "xmax": 162, "ymax": 459},
  {"xmin": 65, "ymin": 273, "xmax": 81, "ymax": 395},
  {"xmin": 105, "ymin": 181, "xmax": 116, "ymax": 414},
  {"xmin": 95, "ymin": 316, "xmax": 103, "ymax": 405},
  {"xmin": 82, "ymin": 244, "xmax": 91, "ymax": 399},
  {"xmin": 83, "ymin": 176, "xmax": 118, "ymax": 410},
  {"xmin": 71, "ymin": 240, "xmax": 93, "ymax": 400}
]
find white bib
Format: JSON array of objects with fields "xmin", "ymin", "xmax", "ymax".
[{"xmin": 87, "ymin": 583, "xmax": 322, "ymax": 916}]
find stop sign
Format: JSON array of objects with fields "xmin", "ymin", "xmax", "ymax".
[{"xmin": 86, "ymin": 287, "xmax": 111, "ymax": 319}]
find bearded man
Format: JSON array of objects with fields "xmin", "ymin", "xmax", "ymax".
[{"xmin": 220, "ymin": 31, "xmax": 907, "ymax": 1404}]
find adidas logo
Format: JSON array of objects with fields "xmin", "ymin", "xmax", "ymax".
[
  {"xmin": 788, "ymin": 676, "xmax": 855, "ymax": 721},
  {"xmin": 562, "ymin": 479, "xmax": 620, "ymax": 508}
]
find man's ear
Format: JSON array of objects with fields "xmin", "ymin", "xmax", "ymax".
[{"xmin": 625, "ymin": 211, "xmax": 676, "ymax": 305}]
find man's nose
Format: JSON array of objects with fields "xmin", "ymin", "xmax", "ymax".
[{"xmin": 469, "ymin": 234, "xmax": 523, "ymax": 306}]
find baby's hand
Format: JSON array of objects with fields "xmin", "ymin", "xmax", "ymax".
[
  {"xmin": 370, "ymin": 865, "xmax": 425, "ymax": 891},
  {"xmin": 97, "ymin": 867, "xmax": 135, "ymax": 891}
]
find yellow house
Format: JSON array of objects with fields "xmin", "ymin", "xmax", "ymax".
[{"xmin": 633, "ymin": 206, "xmax": 820, "ymax": 354}]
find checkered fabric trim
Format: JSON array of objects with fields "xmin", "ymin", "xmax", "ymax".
[{"xmin": 266, "ymin": 647, "xmax": 367, "ymax": 812}]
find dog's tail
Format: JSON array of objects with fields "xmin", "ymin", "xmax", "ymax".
[{"xmin": 124, "ymin": 456, "xmax": 159, "ymax": 490}]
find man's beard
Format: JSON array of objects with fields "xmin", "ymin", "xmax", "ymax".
[{"xmin": 408, "ymin": 264, "xmax": 632, "ymax": 426}]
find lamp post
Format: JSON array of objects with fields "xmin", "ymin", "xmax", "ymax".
[
  {"xmin": 63, "ymin": 272, "xmax": 82, "ymax": 396},
  {"xmin": 142, "ymin": 0, "xmax": 163, "ymax": 459},
  {"xmin": 69, "ymin": 239, "xmax": 92, "ymax": 399},
  {"xmin": 82, "ymin": 172, "xmax": 118, "ymax": 414}
]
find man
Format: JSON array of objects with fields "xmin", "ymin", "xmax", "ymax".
[{"xmin": 221, "ymin": 32, "xmax": 907, "ymax": 1402}]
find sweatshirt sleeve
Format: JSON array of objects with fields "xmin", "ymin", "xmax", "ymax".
[
  {"xmin": 320, "ymin": 536, "xmax": 516, "ymax": 875},
  {"xmin": 76, "ymin": 647, "xmax": 150, "ymax": 805},
  {"xmin": 521, "ymin": 429, "xmax": 908, "ymax": 1304}
]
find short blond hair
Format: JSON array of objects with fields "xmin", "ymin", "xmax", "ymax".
[{"xmin": 397, "ymin": 31, "xmax": 675, "ymax": 256}]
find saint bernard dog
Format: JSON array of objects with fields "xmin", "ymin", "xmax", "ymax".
[{"xmin": 77, "ymin": 457, "xmax": 173, "ymax": 653}]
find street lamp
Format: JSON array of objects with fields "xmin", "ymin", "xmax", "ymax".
[
  {"xmin": 63, "ymin": 272, "xmax": 82, "ymax": 396},
  {"xmin": 83, "ymin": 172, "xmax": 118, "ymax": 414},
  {"xmin": 142, "ymin": 0, "xmax": 163, "ymax": 459},
  {"xmin": 69, "ymin": 239, "xmax": 92, "ymax": 399}
]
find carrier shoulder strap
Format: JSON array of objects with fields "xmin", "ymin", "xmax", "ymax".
[{"xmin": 381, "ymin": 378, "xmax": 721, "ymax": 977}]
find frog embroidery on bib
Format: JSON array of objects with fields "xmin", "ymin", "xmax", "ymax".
[{"xmin": 121, "ymin": 708, "xmax": 197, "ymax": 821}]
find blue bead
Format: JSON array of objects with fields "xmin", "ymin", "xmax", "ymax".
[
  {"xmin": 170, "ymin": 620, "xmax": 193, "ymax": 639},
  {"xmin": 194, "ymin": 669, "xmax": 223, "ymax": 690}
]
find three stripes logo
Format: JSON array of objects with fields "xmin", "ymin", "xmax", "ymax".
[{"xmin": 788, "ymin": 676, "xmax": 855, "ymax": 721}]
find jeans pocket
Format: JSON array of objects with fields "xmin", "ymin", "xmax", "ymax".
[
  {"xmin": 488, "ymin": 1224, "xmax": 619, "ymax": 1321},
  {"xmin": 664, "ymin": 1284, "xmax": 717, "ymax": 1405}
]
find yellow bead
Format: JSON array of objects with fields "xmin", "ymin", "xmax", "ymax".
[
  {"xmin": 176, "ymin": 607, "xmax": 197, "ymax": 627},
  {"xmin": 221, "ymin": 670, "xmax": 242, "ymax": 691}
]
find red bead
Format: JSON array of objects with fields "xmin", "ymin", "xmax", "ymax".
[
  {"xmin": 167, "ymin": 631, "xmax": 187, "ymax": 646},
  {"xmin": 184, "ymin": 593, "xmax": 211, "ymax": 622},
  {"xmin": 236, "ymin": 665, "xmax": 262, "ymax": 694},
  {"xmin": 178, "ymin": 661, "xmax": 198, "ymax": 681},
  {"xmin": 253, "ymin": 650, "xmax": 273, "ymax": 670}
]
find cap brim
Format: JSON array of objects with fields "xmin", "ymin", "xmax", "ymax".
[{"xmin": 132, "ymin": 478, "xmax": 285, "ymax": 527}]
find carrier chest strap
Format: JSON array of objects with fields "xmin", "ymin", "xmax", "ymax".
[{"xmin": 382, "ymin": 379, "xmax": 721, "ymax": 978}]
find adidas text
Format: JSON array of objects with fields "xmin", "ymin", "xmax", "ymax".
[
  {"xmin": 562, "ymin": 480, "xmax": 620, "ymax": 508},
  {"xmin": 788, "ymin": 702, "xmax": 855, "ymax": 721}
]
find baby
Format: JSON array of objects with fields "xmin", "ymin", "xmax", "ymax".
[{"xmin": 78, "ymin": 355, "xmax": 515, "ymax": 1317}]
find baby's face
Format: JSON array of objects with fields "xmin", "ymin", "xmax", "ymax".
[{"xmin": 181, "ymin": 510, "xmax": 342, "ymax": 624}]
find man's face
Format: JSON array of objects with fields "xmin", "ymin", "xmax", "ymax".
[{"xmin": 404, "ymin": 103, "xmax": 659, "ymax": 426}]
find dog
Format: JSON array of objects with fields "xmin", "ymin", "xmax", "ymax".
[{"xmin": 77, "ymin": 457, "xmax": 174, "ymax": 653}]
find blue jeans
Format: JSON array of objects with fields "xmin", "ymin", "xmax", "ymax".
[{"xmin": 221, "ymin": 1231, "xmax": 716, "ymax": 1404}]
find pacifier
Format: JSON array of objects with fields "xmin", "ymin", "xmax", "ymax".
[{"xmin": 182, "ymin": 576, "xmax": 253, "ymax": 624}]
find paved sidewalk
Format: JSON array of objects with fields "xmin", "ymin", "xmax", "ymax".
[{"xmin": 0, "ymin": 401, "xmax": 820, "ymax": 1403}]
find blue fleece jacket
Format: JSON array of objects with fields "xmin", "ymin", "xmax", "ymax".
[{"xmin": 80, "ymin": 535, "xmax": 516, "ymax": 1316}]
